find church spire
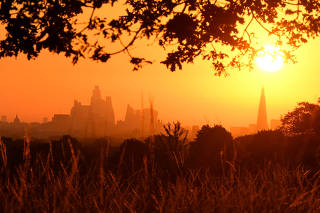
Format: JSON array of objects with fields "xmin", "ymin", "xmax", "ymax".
[{"xmin": 257, "ymin": 87, "xmax": 268, "ymax": 131}]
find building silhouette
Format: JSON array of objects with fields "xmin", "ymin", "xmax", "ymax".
[
  {"xmin": 70, "ymin": 86, "xmax": 115, "ymax": 138},
  {"xmin": 1, "ymin": 116, "xmax": 7, "ymax": 123},
  {"xmin": 230, "ymin": 87, "xmax": 276, "ymax": 137},
  {"xmin": 0, "ymin": 115, "xmax": 28, "ymax": 138},
  {"xmin": 13, "ymin": 115, "xmax": 21, "ymax": 124},
  {"xmin": 0, "ymin": 86, "xmax": 163, "ymax": 139},
  {"xmin": 42, "ymin": 117, "xmax": 48, "ymax": 123},
  {"xmin": 256, "ymin": 87, "xmax": 268, "ymax": 131},
  {"xmin": 116, "ymin": 104, "xmax": 161, "ymax": 137}
]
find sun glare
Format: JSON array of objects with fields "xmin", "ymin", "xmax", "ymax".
[{"xmin": 255, "ymin": 45, "xmax": 284, "ymax": 72}]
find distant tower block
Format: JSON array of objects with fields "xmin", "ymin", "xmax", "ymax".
[
  {"xmin": 91, "ymin": 85, "xmax": 102, "ymax": 105},
  {"xmin": 42, "ymin": 117, "xmax": 48, "ymax": 123},
  {"xmin": 257, "ymin": 87, "xmax": 269, "ymax": 131},
  {"xmin": 1, "ymin": 115, "xmax": 7, "ymax": 122}
]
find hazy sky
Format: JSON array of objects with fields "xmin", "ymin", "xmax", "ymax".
[
  {"xmin": 1, "ymin": 5, "xmax": 320, "ymax": 129},
  {"xmin": 1, "ymin": 36, "xmax": 319, "ymax": 129}
]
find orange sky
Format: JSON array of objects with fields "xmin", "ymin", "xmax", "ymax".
[
  {"xmin": 1, "ymin": 36, "xmax": 319, "ymax": 129},
  {"xmin": 1, "ymin": 5, "xmax": 320, "ymax": 129}
]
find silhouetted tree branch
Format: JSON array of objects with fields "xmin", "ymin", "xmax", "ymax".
[{"xmin": 1, "ymin": 0, "xmax": 320, "ymax": 74}]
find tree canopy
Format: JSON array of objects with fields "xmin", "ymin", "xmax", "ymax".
[
  {"xmin": 281, "ymin": 101, "xmax": 320, "ymax": 136},
  {"xmin": 1, "ymin": 0, "xmax": 320, "ymax": 74}
]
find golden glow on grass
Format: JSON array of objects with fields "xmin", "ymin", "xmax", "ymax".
[{"xmin": 256, "ymin": 45, "xmax": 284, "ymax": 72}]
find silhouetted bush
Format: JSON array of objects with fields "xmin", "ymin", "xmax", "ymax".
[
  {"xmin": 187, "ymin": 125, "xmax": 235, "ymax": 175},
  {"xmin": 118, "ymin": 138, "xmax": 147, "ymax": 176},
  {"xmin": 236, "ymin": 130, "xmax": 287, "ymax": 169},
  {"xmin": 144, "ymin": 122, "xmax": 188, "ymax": 180},
  {"xmin": 286, "ymin": 133, "xmax": 320, "ymax": 169}
]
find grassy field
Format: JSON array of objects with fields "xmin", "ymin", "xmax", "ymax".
[
  {"xmin": 1, "ymin": 128, "xmax": 320, "ymax": 212},
  {"xmin": 1, "ymin": 159, "xmax": 320, "ymax": 212}
]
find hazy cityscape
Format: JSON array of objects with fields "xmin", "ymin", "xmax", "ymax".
[
  {"xmin": 0, "ymin": 86, "xmax": 163, "ymax": 139},
  {"xmin": 0, "ymin": 86, "xmax": 281, "ymax": 140},
  {"xmin": 2, "ymin": 1, "xmax": 320, "ymax": 211}
]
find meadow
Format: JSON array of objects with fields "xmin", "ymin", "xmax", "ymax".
[{"xmin": 1, "ymin": 124, "xmax": 320, "ymax": 212}]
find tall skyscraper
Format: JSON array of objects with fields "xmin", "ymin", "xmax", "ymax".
[
  {"xmin": 257, "ymin": 87, "xmax": 269, "ymax": 131},
  {"xmin": 70, "ymin": 86, "xmax": 115, "ymax": 137}
]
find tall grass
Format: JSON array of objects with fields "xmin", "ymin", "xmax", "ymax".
[{"xmin": 1, "ymin": 137, "xmax": 320, "ymax": 212}]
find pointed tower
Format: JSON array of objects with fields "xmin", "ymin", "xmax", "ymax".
[
  {"xmin": 91, "ymin": 86, "xmax": 102, "ymax": 105},
  {"xmin": 257, "ymin": 87, "xmax": 268, "ymax": 131},
  {"xmin": 13, "ymin": 115, "xmax": 20, "ymax": 124}
]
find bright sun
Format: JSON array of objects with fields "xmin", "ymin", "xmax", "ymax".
[{"xmin": 255, "ymin": 45, "xmax": 284, "ymax": 72}]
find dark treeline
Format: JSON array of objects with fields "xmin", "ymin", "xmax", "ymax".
[
  {"xmin": 2, "ymin": 123, "xmax": 320, "ymax": 180},
  {"xmin": 2, "ymin": 100, "xmax": 320, "ymax": 212}
]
